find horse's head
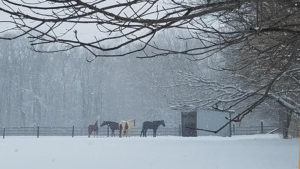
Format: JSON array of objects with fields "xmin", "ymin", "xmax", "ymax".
[
  {"xmin": 100, "ymin": 121, "xmax": 106, "ymax": 127},
  {"xmin": 161, "ymin": 120, "xmax": 165, "ymax": 127}
]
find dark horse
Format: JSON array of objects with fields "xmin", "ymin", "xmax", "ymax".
[
  {"xmin": 88, "ymin": 120, "xmax": 98, "ymax": 137},
  {"xmin": 140, "ymin": 120, "xmax": 165, "ymax": 137},
  {"xmin": 100, "ymin": 121, "xmax": 119, "ymax": 136}
]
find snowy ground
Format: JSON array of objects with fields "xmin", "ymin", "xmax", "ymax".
[{"xmin": 0, "ymin": 134, "xmax": 298, "ymax": 169}]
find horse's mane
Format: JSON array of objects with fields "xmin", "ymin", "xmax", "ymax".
[
  {"xmin": 153, "ymin": 120, "xmax": 163, "ymax": 122},
  {"xmin": 153, "ymin": 120, "xmax": 164, "ymax": 123},
  {"xmin": 106, "ymin": 121, "xmax": 118, "ymax": 123}
]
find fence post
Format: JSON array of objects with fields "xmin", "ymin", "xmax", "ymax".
[
  {"xmin": 107, "ymin": 126, "xmax": 109, "ymax": 137},
  {"xmin": 179, "ymin": 124, "xmax": 182, "ymax": 136},
  {"xmin": 37, "ymin": 126, "xmax": 39, "ymax": 138},
  {"xmin": 260, "ymin": 121, "xmax": 264, "ymax": 134},
  {"xmin": 3, "ymin": 128, "xmax": 5, "ymax": 139},
  {"xmin": 72, "ymin": 126, "xmax": 74, "ymax": 138}
]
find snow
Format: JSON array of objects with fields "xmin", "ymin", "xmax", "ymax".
[{"xmin": 0, "ymin": 134, "xmax": 298, "ymax": 169}]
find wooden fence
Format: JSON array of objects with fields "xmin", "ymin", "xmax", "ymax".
[
  {"xmin": 2, "ymin": 126, "xmax": 181, "ymax": 138},
  {"xmin": 1, "ymin": 124, "xmax": 283, "ymax": 138},
  {"xmin": 232, "ymin": 125, "xmax": 279, "ymax": 135}
]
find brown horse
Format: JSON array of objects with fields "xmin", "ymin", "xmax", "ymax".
[{"xmin": 88, "ymin": 120, "xmax": 98, "ymax": 137}]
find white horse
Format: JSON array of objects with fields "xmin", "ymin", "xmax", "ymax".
[{"xmin": 119, "ymin": 119, "xmax": 135, "ymax": 137}]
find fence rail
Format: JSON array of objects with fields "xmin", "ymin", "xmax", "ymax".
[
  {"xmin": 1, "ymin": 124, "xmax": 285, "ymax": 138},
  {"xmin": 1, "ymin": 126, "xmax": 181, "ymax": 138},
  {"xmin": 232, "ymin": 125, "xmax": 279, "ymax": 135}
]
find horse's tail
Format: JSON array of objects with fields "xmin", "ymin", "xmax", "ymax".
[
  {"xmin": 119, "ymin": 123, "xmax": 123, "ymax": 137},
  {"xmin": 140, "ymin": 123, "xmax": 145, "ymax": 137},
  {"xmin": 88, "ymin": 129, "xmax": 91, "ymax": 138}
]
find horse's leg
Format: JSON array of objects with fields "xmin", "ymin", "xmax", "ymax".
[
  {"xmin": 153, "ymin": 129, "xmax": 156, "ymax": 137},
  {"xmin": 124, "ymin": 130, "xmax": 127, "ymax": 137}
]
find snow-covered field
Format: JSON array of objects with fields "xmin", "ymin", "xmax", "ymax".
[{"xmin": 0, "ymin": 134, "xmax": 298, "ymax": 169}]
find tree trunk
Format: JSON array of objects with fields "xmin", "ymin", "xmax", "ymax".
[{"xmin": 282, "ymin": 111, "xmax": 292, "ymax": 139}]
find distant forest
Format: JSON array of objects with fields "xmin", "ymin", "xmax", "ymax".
[{"xmin": 0, "ymin": 34, "xmax": 281, "ymax": 128}]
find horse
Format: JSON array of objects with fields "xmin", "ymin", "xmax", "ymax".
[
  {"xmin": 88, "ymin": 120, "xmax": 98, "ymax": 137},
  {"xmin": 100, "ymin": 121, "xmax": 119, "ymax": 137},
  {"xmin": 119, "ymin": 119, "xmax": 135, "ymax": 137},
  {"xmin": 140, "ymin": 120, "xmax": 165, "ymax": 137}
]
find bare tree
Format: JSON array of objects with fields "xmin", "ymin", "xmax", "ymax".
[
  {"xmin": 166, "ymin": 0, "xmax": 300, "ymax": 135},
  {"xmin": 0, "ymin": 0, "xmax": 298, "ymax": 55},
  {"xmin": 0, "ymin": 0, "xmax": 252, "ymax": 58}
]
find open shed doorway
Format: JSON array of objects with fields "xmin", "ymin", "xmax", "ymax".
[{"xmin": 181, "ymin": 111, "xmax": 197, "ymax": 137}]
